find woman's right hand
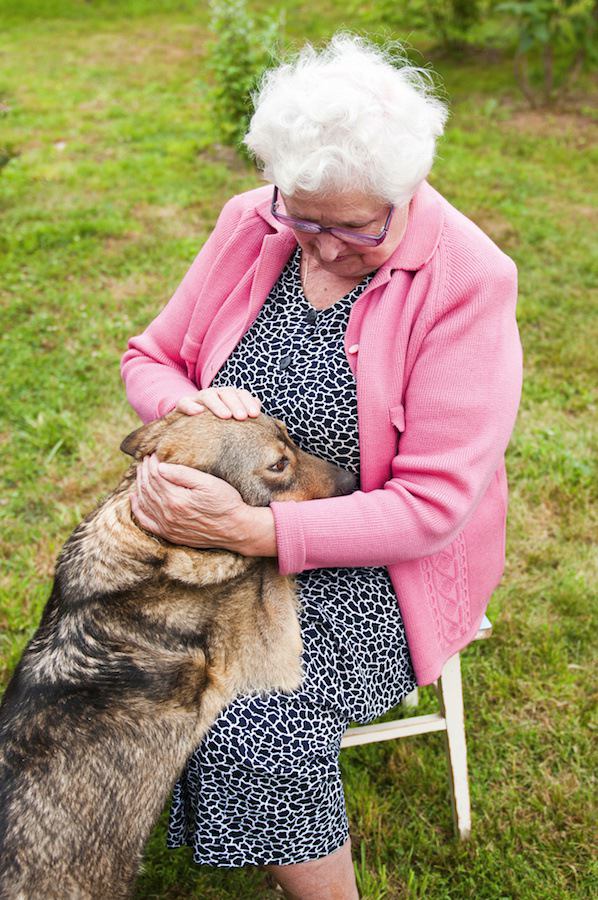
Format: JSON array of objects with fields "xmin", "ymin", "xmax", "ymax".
[{"xmin": 176, "ymin": 387, "xmax": 261, "ymax": 420}]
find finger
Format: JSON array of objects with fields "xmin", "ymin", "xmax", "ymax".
[
  {"xmin": 216, "ymin": 387, "xmax": 261, "ymax": 419},
  {"xmin": 135, "ymin": 457, "xmax": 147, "ymax": 500},
  {"xmin": 176, "ymin": 397, "xmax": 206, "ymax": 416},
  {"xmin": 155, "ymin": 461, "xmax": 209, "ymax": 489},
  {"xmin": 129, "ymin": 491, "xmax": 162, "ymax": 535},
  {"xmin": 194, "ymin": 390, "xmax": 233, "ymax": 419},
  {"xmin": 146, "ymin": 452, "xmax": 161, "ymax": 489},
  {"xmin": 138, "ymin": 455, "xmax": 163, "ymax": 509},
  {"xmin": 215, "ymin": 387, "xmax": 253, "ymax": 420},
  {"xmin": 237, "ymin": 389, "xmax": 261, "ymax": 417},
  {"xmin": 148, "ymin": 454, "xmax": 177, "ymax": 503},
  {"xmin": 135, "ymin": 457, "xmax": 150, "ymax": 509}
]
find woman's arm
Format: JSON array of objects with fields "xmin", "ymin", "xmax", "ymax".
[
  {"xmin": 131, "ymin": 255, "xmax": 521, "ymax": 570},
  {"xmin": 271, "ymin": 254, "xmax": 522, "ymax": 574},
  {"xmin": 121, "ymin": 196, "xmax": 247, "ymax": 423},
  {"xmin": 127, "ymin": 217, "xmax": 521, "ymax": 572}
]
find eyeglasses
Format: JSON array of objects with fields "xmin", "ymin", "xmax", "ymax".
[{"xmin": 270, "ymin": 186, "xmax": 394, "ymax": 247}]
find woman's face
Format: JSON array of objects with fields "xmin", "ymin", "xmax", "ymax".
[{"xmin": 280, "ymin": 188, "xmax": 409, "ymax": 279}]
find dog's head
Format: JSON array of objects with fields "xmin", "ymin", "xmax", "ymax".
[{"xmin": 121, "ymin": 410, "xmax": 356, "ymax": 506}]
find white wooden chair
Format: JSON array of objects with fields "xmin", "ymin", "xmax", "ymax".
[{"xmin": 341, "ymin": 614, "xmax": 493, "ymax": 839}]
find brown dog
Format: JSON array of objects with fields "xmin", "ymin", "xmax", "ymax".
[{"xmin": 0, "ymin": 410, "xmax": 355, "ymax": 899}]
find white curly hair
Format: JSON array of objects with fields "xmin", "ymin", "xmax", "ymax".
[{"xmin": 243, "ymin": 34, "xmax": 449, "ymax": 207}]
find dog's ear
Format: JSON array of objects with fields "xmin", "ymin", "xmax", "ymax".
[
  {"xmin": 120, "ymin": 411, "xmax": 180, "ymax": 459},
  {"xmin": 120, "ymin": 420, "xmax": 164, "ymax": 459}
]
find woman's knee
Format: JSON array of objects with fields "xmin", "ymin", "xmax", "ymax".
[{"xmin": 266, "ymin": 838, "xmax": 359, "ymax": 900}]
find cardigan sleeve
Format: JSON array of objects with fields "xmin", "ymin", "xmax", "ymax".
[
  {"xmin": 120, "ymin": 195, "xmax": 247, "ymax": 423},
  {"xmin": 270, "ymin": 241, "xmax": 523, "ymax": 575}
]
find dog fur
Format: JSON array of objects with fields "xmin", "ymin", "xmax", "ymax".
[{"xmin": 0, "ymin": 410, "xmax": 355, "ymax": 899}]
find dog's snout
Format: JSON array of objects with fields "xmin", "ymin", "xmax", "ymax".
[{"xmin": 333, "ymin": 468, "xmax": 357, "ymax": 496}]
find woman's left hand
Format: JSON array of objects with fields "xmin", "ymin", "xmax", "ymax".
[{"xmin": 130, "ymin": 454, "xmax": 247, "ymax": 550}]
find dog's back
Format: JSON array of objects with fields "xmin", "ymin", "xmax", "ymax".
[{"xmin": 0, "ymin": 549, "xmax": 219, "ymax": 898}]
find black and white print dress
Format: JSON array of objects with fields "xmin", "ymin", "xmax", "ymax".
[{"xmin": 167, "ymin": 247, "xmax": 417, "ymax": 867}]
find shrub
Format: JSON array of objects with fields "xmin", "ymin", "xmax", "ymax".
[
  {"xmin": 353, "ymin": 0, "xmax": 483, "ymax": 49},
  {"xmin": 497, "ymin": 0, "xmax": 598, "ymax": 105},
  {"xmin": 206, "ymin": 0, "xmax": 283, "ymax": 156}
]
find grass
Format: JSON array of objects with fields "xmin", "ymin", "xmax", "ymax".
[{"xmin": 1, "ymin": 2, "xmax": 597, "ymax": 897}]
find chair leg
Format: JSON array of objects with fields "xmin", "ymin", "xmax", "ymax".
[
  {"xmin": 437, "ymin": 653, "xmax": 471, "ymax": 839},
  {"xmin": 401, "ymin": 687, "xmax": 419, "ymax": 708}
]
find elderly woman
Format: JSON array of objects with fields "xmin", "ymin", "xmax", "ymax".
[{"xmin": 122, "ymin": 35, "xmax": 522, "ymax": 899}]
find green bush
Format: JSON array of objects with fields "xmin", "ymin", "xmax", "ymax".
[
  {"xmin": 206, "ymin": 0, "xmax": 283, "ymax": 156},
  {"xmin": 497, "ymin": 0, "xmax": 598, "ymax": 104},
  {"xmin": 354, "ymin": 0, "xmax": 483, "ymax": 48}
]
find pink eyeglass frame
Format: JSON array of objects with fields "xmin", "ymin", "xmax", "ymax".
[{"xmin": 271, "ymin": 186, "xmax": 394, "ymax": 246}]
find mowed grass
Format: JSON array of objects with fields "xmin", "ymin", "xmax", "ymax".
[{"xmin": 1, "ymin": 2, "xmax": 596, "ymax": 898}]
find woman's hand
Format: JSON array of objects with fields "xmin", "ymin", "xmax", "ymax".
[
  {"xmin": 176, "ymin": 387, "xmax": 261, "ymax": 419},
  {"xmin": 129, "ymin": 454, "xmax": 277, "ymax": 557},
  {"xmin": 131, "ymin": 386, "xmax": 275, "ymax": 555}
]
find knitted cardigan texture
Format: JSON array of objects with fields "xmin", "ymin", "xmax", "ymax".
[{"xmin": 121, "ymin": 181, "xmax": 522, "ymax": 685}]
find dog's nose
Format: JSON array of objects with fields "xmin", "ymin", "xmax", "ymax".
[{"xmin": 335, "ymin": 469, "xmax": 358, "ymax": 496}]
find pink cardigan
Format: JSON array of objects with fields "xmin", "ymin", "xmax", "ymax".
[{"xmin": 121, "ymin": 181, "xmax": 522, "ymax": 685}]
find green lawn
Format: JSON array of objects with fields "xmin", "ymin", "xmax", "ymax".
[{"xmin": 1, "ymin": 2, "xmax": 596, "ymax": 897}]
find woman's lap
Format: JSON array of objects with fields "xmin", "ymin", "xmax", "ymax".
[
  {"xmin": 167, "ymin": 571, "xmax": 416, "ymax": 867},
  {"xmin": 167, "ymin": 614, "xmax": 352, "ymax": 865}
]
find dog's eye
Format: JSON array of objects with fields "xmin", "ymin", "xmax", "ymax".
[{"xmin": 269, "ymin": 457, "xmax": 289, "ymax": 473}]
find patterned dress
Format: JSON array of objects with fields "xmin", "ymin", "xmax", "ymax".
[{"xmin": 167, "ymin": 247, "xmax": 417, "ymax": 866}]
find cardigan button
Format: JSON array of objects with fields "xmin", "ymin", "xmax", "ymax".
[{"xmin": 348, "ymin": 343, "xmax": 359, "ymax": 354}]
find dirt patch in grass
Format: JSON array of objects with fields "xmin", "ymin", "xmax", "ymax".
[
  {"xmin": 102, "ymin": 232, "xmax": 142, "ymax": 255},
  {"xmin": 25, "ymin": 541, "xmax": 57, "ymax": 585},
  {"xmin": 197, "ymin": 143, "xmax": 253, "ymax": 174},
  {"xmin": 76, "ymin": 23, "xmax": 208, "ymax": 73},
  {"xmin": 471, "ymin": 207, "xmax": 519, "ymax": 250},
  {"xmin": 132, "ymin": 202, "xmax": 200, "ymax": 240},
  {"xmin": 569, "ymin": 203, "xmax": 597, "ymax": 221},
  {"xmin": 103, "ymin": 270, "xmax": 157, "ymax": 304},
  {"xmin": 56, "ymin": 404, "xmax": 139, "ymax": 504},
  {"xmin": 503, "ymin": 108, "xmax": 598, "ymax": 149}
]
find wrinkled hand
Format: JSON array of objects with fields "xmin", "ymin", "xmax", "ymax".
[
  {"xmin": 130, "ymin": 453, "xmax": 247, "ymax": 550},
  {"xmin": 176, "ymin": 386, "xmax": 261, "ymax": 419}
]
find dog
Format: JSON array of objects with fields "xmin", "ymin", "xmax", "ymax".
[{"xmin": 0, "ymin": 409, "xmax": 356, "ymax": 899}]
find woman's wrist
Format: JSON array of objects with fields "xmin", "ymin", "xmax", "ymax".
[{"xmin": 230, "ymin": 504, "xmax": 278, "ymax": 558}]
